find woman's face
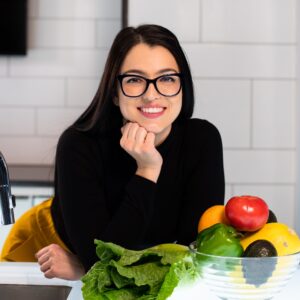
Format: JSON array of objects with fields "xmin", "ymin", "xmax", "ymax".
[{"xmin": 117, "ymin": 43, "xmax": 182, "ymax": 144}]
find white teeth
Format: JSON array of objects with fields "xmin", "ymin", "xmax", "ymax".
[{"xmin": 140, "ymin": 107, "xmax": 164, "ymax": 113}]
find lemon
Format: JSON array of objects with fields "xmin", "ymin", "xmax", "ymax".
[{"xmin": 240, "ymin": 223, "xmax": 300, "ymax": 256}]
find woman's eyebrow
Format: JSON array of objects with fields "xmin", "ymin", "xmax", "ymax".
[
  {"xmin": 157, "ymin": 68, "xmax": 179, "ymax": 74},
  {"xmin": 121, "ymin": 69, "xmax": 146, "ymax": 75},
  {"xmin": 121, "ymin": 68, "xmax": 179, "ymax": 76}
]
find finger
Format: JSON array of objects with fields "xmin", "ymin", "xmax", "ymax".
[
  {"xmin": 135, "ymin": 127, "xmax": 148, "ymax": 144},
  {"xmin": 40, "ymin": 259, "xmax": 52, "ymax": 273},
  {"xmin": 127, "ymin": 123, "xmax": 139, "ymax": 140},
  {"xmin": 121, "ymin": 120, "xmax": 129, "ymax": 134},
  {"xmin": 37, "ymin": 252, "xmax": 51, "ymax": 265},
  {"xmin": 120, "ymin": 126, "xmax": 129, "ymax": 148},
  {"xmin": 120, "ymin": 122, "xmax": 132, "ymax": 141},
  {"xmin": 44, "ymin": 268, "xmax": 56, "ymax": 279},
  {"xmin": 144, "ymin": 132, "xmax": 156, "ymax": 146},
  {"xmin": 35, "ymin": 246, "xmax": 50, "ymax": 259}
]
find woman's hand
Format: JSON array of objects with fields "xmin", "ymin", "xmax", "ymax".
[
  {"xmin": 36, "ymin": 244, "xmax": 85, "ymax": 281},
  {"xmin": 120, "ymin": 122, "xmax": 163, "ymax": 182}
]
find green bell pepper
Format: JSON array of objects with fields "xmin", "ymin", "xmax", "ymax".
[{"xmin": 196, "ymin": 223, "xmax": 243, "ymax": 257}]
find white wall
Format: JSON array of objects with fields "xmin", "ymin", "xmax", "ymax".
[
  {"xmin": 128, "ymin": 0, "xmax": 297, "ymax": 228},
  {"xmin": 0, "ymin": 0, "xmax": 121, "ymax": 165}
]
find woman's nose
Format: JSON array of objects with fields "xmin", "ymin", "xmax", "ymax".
[{"xmin": 142, "ymin": 82, "xmax": 160, "ymax": 101}]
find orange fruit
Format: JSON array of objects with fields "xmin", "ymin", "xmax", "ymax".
[{"xmin": 198, "ymin": 205, "xmax": 229, "ymax": 232}]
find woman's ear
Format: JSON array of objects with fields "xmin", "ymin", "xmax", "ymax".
[{"xmin": 113, "ymin": 96, "xmax": 119, "ymax": 106}]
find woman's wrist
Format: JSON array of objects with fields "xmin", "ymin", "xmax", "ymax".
[{"xmin": 135, "ymin": 166, "xmax": 161, "ymax": 183}]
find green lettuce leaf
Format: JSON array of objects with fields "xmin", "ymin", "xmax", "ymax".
[
  {"xmin": 110, "ymin": 267, "xmax": 134, "ymax": 289},
  {"xmin": 156, "ymin": 255, "xmax": 197, "ymax": 300},
  {"xmin": 102, "ymin": 287, "xmax": 146, "ymax": 300},
  {"xmin": 82, "ymin": 240, "xmax": 193, "ymax": 300},
  {"xmin": 111, "ymin": 260, "xmax": 169, "ymax": 290}
]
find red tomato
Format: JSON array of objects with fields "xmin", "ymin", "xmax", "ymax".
[{"xmin": 225, "ymin": 195, "xmax": 269, "ymax": 232}]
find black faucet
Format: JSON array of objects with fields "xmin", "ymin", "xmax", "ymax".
[{"xmin": 0, "ymin": 152, "xmax": 15, "ymax": 225}]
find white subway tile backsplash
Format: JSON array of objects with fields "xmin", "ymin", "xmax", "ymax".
[
  {"xmin": 184, "ymin": 44, "xmax": 295, "ymax": 78},
  {"xmin": 128, "ymin": 0, "xmax": 200, "ymax": 42},
  {"xmin": 0, "ymin": 108, "xmax": 35, "ymax": 135},
  {"xmin": 1, "ymin": 1, "xmax": 121, "ymax": 166},
  {"xmin": 96, "ymin": 20, "xmax": 121, "ymax": 48},
  {"xmin": 28, "ymin": 20, "xmax": 96, "ymax": 48},
  {"xmin": 9, "ymin": 49, "xmax": 108, "ymax": 77},
  {"xmin": 224, "ymin": 150, "xmax": 295, "ymax": 184},
  {"xmin": 37, "ymin": 108, "xmax": 83, "ymax": 136},
  {"xmin": 202, "ymin": 0, "xmax": 296, "ymax": 43},
  {"xmin": 96, "ymin": 0, "xmax": 122, "ymax": 19},
  {"xmin": 67, "ymin": 78, "xmax": 99, "ymax": 107},
  {"xmin": 232, "ymin": 185, "xmax": 295, "ymax": 227},
  {"xmin": 38, "ymin": 0, "xmax": 121, "ymax": 19},
  {"xmin": 1, "ymin": 137, "xmax": 58, "ymax": 165},
  {"xmin": 194, "ymin": 79, "xmax": 251, "ymax": 148},
  {"xmin": 38, "ymin": 0, "xmax": 97, "ymax": 18},
  {"xmin": 225, "ymin": 184, "xmax": 233, "ymax": 203},
  {"xmin": 0, "ymin": 79, "xmax": 64, "ymax": 107},
  {"xmin": 253, "ymin": 80, "xmax": 296, "ymax": 148}
]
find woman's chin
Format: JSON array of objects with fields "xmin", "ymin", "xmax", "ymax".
[{"xmin": 142, "ymin": 124, "xmax": 161, "ymax": 134}]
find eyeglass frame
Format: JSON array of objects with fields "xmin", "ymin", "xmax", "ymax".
[{"xmin": 117, "ymin": 73, "xmax": 183, "ymax": 98}]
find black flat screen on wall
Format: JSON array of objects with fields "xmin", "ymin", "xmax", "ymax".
[{"xmin": 0, "ymin": 0, "xmax": 27, "ymax": 55}]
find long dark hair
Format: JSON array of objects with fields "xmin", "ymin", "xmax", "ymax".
[{"xmin": 73, "ymin": 24, "xmax": 194, "ymax": 135}]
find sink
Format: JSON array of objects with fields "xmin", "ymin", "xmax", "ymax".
[
  {"xmin": 0, "ymin": 284, "xmax": 71, "ymax": 300},
  {"xmin": 0, "ymin": 262, "xmax": 82, "ymax": 300}
]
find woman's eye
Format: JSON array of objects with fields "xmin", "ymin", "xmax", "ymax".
[
  {"xmin": 125, "ymin": 77, "xmax": 142, "ymax": 84},
  {"xmin": 159, "ymin": 76, "xmax": 176, "ymax": 83}
]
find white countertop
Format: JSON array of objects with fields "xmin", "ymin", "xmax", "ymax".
[
  {"xmin": 0, "ymin": 262, "xmax": 73, "ymax": 287},
  {"xmin": 0, "ymin": 262, "xmax": 299, "ymax": 300},
  {"xmin": 0, "ymin": 262, "xmax": 82, "ymax": 300}
]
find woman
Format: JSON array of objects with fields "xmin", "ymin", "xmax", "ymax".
[{"xmin": 1, "ymin": 24, "xmax": 225, "ymax": 280}]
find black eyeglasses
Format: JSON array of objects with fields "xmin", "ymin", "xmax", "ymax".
[{"xmin": 117, "ymin": 73, "xmax": 182, "ymax": 98}]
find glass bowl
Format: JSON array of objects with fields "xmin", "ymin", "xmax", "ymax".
[{"xmin": 189, "ymin": 243, "xmax": 300, "ymax": 300}]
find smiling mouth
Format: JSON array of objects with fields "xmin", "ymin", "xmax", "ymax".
[
  {"xmin": 139, "ymin": 107, "xmax": 164, "ymax": 113},
  {"xmin": 138, "ymin": 106, "xmax": 166, "ymax": 118}
]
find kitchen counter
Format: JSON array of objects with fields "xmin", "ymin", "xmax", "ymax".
[
  {"xmin": 0, "ymin": 262, "xmax": 82, "ymax": 300},
  {"xmin": 0, "ymin": 262, "xmax": 299, "ymax": 299}
]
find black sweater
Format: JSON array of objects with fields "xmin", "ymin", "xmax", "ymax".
[{"xmin": 51, "ymin": 118, "xmax": 225, "ymax": 271}]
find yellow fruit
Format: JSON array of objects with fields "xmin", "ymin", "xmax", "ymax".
[
  {"xmin": 197, "ymin": 205, "xmax": 229, "ymax": 232},
  {"xmin": 240, "ymin": 223, "xmax": 300, "ymax": 256}
]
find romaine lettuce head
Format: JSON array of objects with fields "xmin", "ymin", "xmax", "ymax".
[{"xmin": 81, "ymin": 240, "xmax": 195, "ymax": 300}]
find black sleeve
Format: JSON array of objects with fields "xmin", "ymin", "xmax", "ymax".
[
  {"xmin": 55, "ymin": 129, "xmax": 156, "ymax": 270},
  {"xmin": 176, "ymin": 120, "xmax": 225, "ymax": 245}
]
